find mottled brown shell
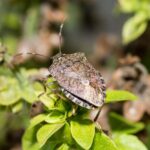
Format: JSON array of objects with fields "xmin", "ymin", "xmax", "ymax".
[{"xmin": 49, "ymin": 52, "xmax": 106, "ymax": 108}]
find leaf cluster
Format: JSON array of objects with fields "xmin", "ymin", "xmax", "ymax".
[{"xmin": 117, "ymin": 0, "xmax": 150, "ymax": 44}]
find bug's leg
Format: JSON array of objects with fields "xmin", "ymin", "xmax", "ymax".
[
  {"xmin": 28, "ymin": 74, "xmax": 50, "ymax": 98},
  {"xmin": 36, "ymin": 78, "xmax": 58, "ymax": 101},
  {"xmin": 50, "ymin": 88, "xmax": 67, "ymax": 100},
  {"xmin": 72, "ymin": 104, "xmax": 78, "ymax": 116},
  {"xmin": 38, "ymin": 74, "xmax": 57, "ymax": 96},
  {"xmin": 94, "ymin": 106, "xmax": 103, "ymax": 122},
  {"xmin": 67, "ymin": 104, "xmax": 78, "ymax": 117},
  {"xmin": 45, "ymin": 79, "xmax": 66, "ymax": 100},
  {"xmin": 38, "ymin": 81, "xmax": 60, "ymax": 102},
  {"xmin": 46, "ymin": 80, "xmax": 58, "ymax": 88}
]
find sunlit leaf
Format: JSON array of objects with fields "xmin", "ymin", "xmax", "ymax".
[
  {"xmin": 57, "ymin": 143, "xmax": 70, "ymax": 150},
  {"xmin": 29, "ymin": 114, "xmax": 47, "ymax": 129},
  {"xmin": 91, "ymin": 131, "xmax": 118, "ymax": 150},
  {"xmin": 70, "ymin": 118, "xmax": 95, "ymax": 150},
  {"xmin": 123, "ymin": 12, "xmax": 148, "ymax": 44},
  {"xmin": 113, "ymin": 133, "xmax": 148, "ymax": 150},
  {"xmin": 118, "ymin": 0, "xmax": 140, "ymax": 13},
  {"xmin": 39, "ymin": 93, "xmax": 56, "ymax": 109},
  {"xmin": 0, "ymin": 77, "xmax": 21, "ymax": 105},
  {"xmin": 62, "ymin": 123, "xmax": 74, "ymax": 145},
  {"xmin": 45, "ymin": 111, "xmax": 66, "ymax": 123},
  {"xmin": 106, "ymin": 90, "xmax": 137, "ymax": 103},
  {"xmin": 12, "ymin": 101, "xmax": 23, "ymax": 113},
  {"xmin": 32, "ymin": 81, "xmax": 45, "ymax": 96},
  {"xmin": 22, "ymin": 126, "xmax": 40, "ymax": 150},
  {"xmin": 37, "ymin": 123, "xmax": 65, "ymax": 147}
]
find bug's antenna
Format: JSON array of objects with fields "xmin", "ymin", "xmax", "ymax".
[
  {"xmin": 59, "ymin": 18, "xmax": 66, "ymax": 55},
  {"xmin": 13, "ymin": 52, "xmax": 52, "ymax": 60}
]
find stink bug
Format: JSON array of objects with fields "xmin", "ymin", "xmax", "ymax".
[{"xmin": 13, "ymin": 22, "xmax": 106, "ymax": 121}]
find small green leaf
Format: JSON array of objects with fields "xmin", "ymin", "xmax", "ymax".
[
  {"xmin": 15, "ymin": 69, "xmax": 39, "ymax": 103},
  {"xmin": 22, "ymin": 126, "xmax": 40, "ymax": 150},
  {"xmin": 0, "ymin": 77, "xmax": 21, "ymax": 106},
  {"xmin": 91, "ymin": 131, "xmax": 118, "ymax": 150},
  {"xmin": 62, "ymin": 123, "xmax": 74, "ymax": 145},
  {"xmin": 57, "ymin": 143, "xmax": 70, "ymax": 150},
  {"xmin": 106, "ymin": 90, "xmax": 137, "ymax": 103},
  {"xmin": 54, "ymin": 98, "xmax": 72, "ymax": 112},
  {"xmin": 45, "ymin": 111, "xmax": 66, "ymax": 123},
  {"xmin": 21, "ymin": 84, "xmax": 37, "ymax": 103},
  {"xmin": 37, "ymin": 123, "xmax": 65, "ymax": 147},
  {"xmin": 39, "ymin": 93, "xmax": 56, "ymax": 109},
  {"xmin": 109, "ymin": 112, "xmax": 145, "ymax": 134},
  {"xmin": 113, "ymin": 133, "xmax": 148, "ymax": 150},
  {"xmin": 12, "ymin": 101, "xmax": 23, "ymax": 113},
  {"xmin": 32, "ymin": 81, "xmax": 45, "ymax": 95},
  {"xmin": 29, "ymin": 114, "xmax": 47, "ymax": 129},
  {"xmin": 118, "ymin": 0, "xmax": 139, "ymax": 13},
  {"xmin": 123, "ymin": 12, "xmax": 148, "ymax": 44},
  {"xmin": 70, "ymin": 119, "xmax": 95, "ymax": 150}
]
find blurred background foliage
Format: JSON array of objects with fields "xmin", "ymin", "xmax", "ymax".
[{"xmin": 0, "ymin": 0, "xmax": 150, "ymax": 150}]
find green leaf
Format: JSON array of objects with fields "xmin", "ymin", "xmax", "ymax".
[
  {"xmin": 45, "ymin": 111, "xmax": 66, "ymax": 123},
  {"xmin": 39, "ymin": 93, "xmax": 56, "ymax": 109},
  {"xmin": 70, "ymin": 119, "xmax": 95, "ymax": 150},
  {"xmin": 12, "ymin": 101, "xmax": 23, "ymax": 113},
  {"xmin": 41, "ymin": 141, "xmax": 59, "ymax": 150},
  {"xmin": 21, "ymin": 83, "xmax": 37, "ymax": 103},
  {"xmin": 106, "ymin": 90, "xmax": 137, "ymax": 103},
  {"xmin": 22, "ymin": 126, "xmax": 40, "ymax": 150},
  {"xmin": 32, "ymin": 81, "xmax": 45, "ymax": 96},
  {"xmin": 15, "ymin": 69, "xmax": 40, "ymax": 103},
  {"xmin": 113, "ymin": 133, "xmax": 148, "ymax": 150},
  {"xmin": 45, "ymin": 77, "xmax": 57, "ymax": 89},
  {"xmin": 0, "ymin": 77, "xmax": 21, "ymax": 106},
  {"xmin": 57, "ymin": 143, "xmax": 70, "ymax": 150},
  {"xmin": 23, "ymin": 125, "xmax": 59, "ymax": 150},
  {"xmin": 118, "ymin": 0, "xmax": 140, "ymax": 13},
  {"xmin": 62, "ymin": 123, "xmax": 74, "ymax": 145},
  {"xmin": 37, "ymin": 123, "xmax": 65, "ymax": 148},
  {"xmin": 91, "ymin": 131, "xmax": 118, "ymax": 150},
  {"xmin": 29, "ymin": 114, "xmax": 47, "ymax": 129},
  {"xmin": 109, "ymin": 112, "xmax": 145, "ymax": 134},
  {"xmin": 123, "ymin": 12, "xmax": 148, "ymax": 44}
]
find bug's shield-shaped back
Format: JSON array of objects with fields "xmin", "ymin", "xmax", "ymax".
[{"xmin": 49, "ymin": 53, "xmax": 106, "ymax": 108}]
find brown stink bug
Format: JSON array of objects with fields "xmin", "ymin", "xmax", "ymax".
[{"xmin": 13, "ymin": 23, "xmax": 106, "ymax": 121}]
